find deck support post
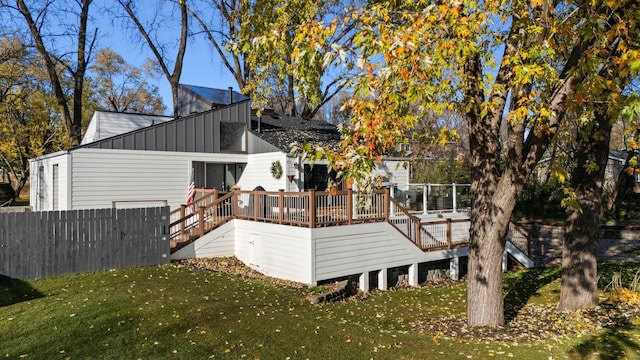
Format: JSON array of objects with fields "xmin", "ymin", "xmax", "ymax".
[
  {"xmin": 378, "ymin": 268, "xmax": 388, "ymax": 290},
  {"xmin": 359, "ymin": 272, "xmax": 369, "ymax": 292},
  {"xmin": 450, "ymin": 257, "xmax": 459, "ymax": 281},
  {"xmin": 389, "ymin": 186, "xmax": 395, "ymax": 216},
  {"xmin": 408, "ymin": 263, "xmax": 419, "ymax": 287}
]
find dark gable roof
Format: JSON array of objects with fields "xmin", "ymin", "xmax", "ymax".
[
  {"xmin": 252, "ymin": 115, "xmax": 341, "ymax": 152},
  {"xmin": 181, "ymin": 84, "xmax": 249, "ymax": 106}
]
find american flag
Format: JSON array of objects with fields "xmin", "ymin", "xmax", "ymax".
[{"xmin": 187, "ymin": 168, "xmax": 196, "ymax": 204}]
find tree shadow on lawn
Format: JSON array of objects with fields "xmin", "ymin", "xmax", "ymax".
[
  {"xmin": 503, "ymin": 267, "xmax": 561, "ymax": 322},
  {"xmin": 0, "ymin": 275, "xmax": 45, "ymax": 307},
  {"xmin": 570, "ymin": 321, "xmax": 640, "ymax": 360}
]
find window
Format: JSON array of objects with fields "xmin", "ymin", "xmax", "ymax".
[{"xmin": 220, "ymin": 122, "xmax": 246, "ymax": 152}]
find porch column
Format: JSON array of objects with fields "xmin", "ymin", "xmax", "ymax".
[
  {"xmin": 359, "ymin": 272, "xmax": 370, "ymax": 292},
  {"xmin": 378, "ymin": 269, "xmax": 388, "ymax": 291},
  {"xmin": 408, "ymin": 263, "xmax": 419, "ymax": 287},
  {"xmin": 389, "ymin": 185, "xmax": 395, "ymax": 215},
  {"xmin": 450, "ymin": 257, "xmax": 459, "ymax": 281}
]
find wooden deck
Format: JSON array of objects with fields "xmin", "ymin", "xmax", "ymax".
[{"xmin": 169, "ymin": 188, "xmax": 532, "ymax": 259}]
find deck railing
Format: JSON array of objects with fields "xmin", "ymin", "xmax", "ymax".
[
  {"xmin": 169, "ymin": 188, "xmax": 389, "ymax": 248},
  {"xmin": 169, "ymin": 187, "xmax": 532, "ymax": 256}
]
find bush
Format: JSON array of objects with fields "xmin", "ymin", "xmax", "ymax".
[
  {"xmin": 513, "ymin": 179, "xmax": 565, "ymax": 220},
  {"xmin": 0, "ymin": 183, "xmax": 15, "ymax": 204}
]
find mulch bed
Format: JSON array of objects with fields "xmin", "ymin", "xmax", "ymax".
[{"xmin": 411, "ymin": 302, "xmax": 640, "ymax": 342}]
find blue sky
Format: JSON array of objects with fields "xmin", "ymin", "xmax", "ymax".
[{"xmin": 96, "ymin": 11, "xmax": 239, "ymax": 115}]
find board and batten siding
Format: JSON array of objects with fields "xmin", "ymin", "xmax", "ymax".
[
  {"xmin": 70, "ymin": 148, "xmax": 249, "ymax": 210},
  {"xmin": 247, "ymin": 131, "xmax": 281, "ymax": 154},
  {"xmin": 29, "ymin": 152, "xmax": 70, "ymax": 211}
]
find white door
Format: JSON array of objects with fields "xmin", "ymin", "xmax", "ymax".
[{"xmin": 249, "ymin": 233, "xmax": 262, "ymax": 267}]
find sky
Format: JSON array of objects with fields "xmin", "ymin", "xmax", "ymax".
[{"xmin": 93, "ymin": 5, "xmax": 239, "ymax": 115}]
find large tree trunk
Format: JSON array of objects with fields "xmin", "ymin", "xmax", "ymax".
[{"xmin": 559, "ymin": 108, "xmax": 612, "ymax": 310}]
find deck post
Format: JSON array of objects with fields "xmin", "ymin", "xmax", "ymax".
[
  {"xmin": 232, "ymin": 190, "xmax": 238, "ymax": 216},
  {"xmin": 408, "ymin": 263, "xmax": 419, "ymax": 287},
  {"xmin": 308, "ymin": 189, "xmax": 315, "ymax": 228},
  {"xmin": 180, "ymin": 205, "xmax": 186, "ymax": 234},
  {"xmin": 359, "ymin": 272, "xmax": 369, "ymax": 292},
  {"xmin": 378, "ymin": 268, "xmax": 388, "ymax": 290},
  {"xmin": 278, "ymin": 189, "xmax": 284, "ymax": 224},
  {"xmin": 423, "ymin": 183, "xmax": 428, "ymax": 214},
  {"xmin": 389, "ymin": 186, "xmax": 395, "ymax": 215},
  {"xmin": 213, "ymin": 188, "xmax": 219, "ymax": 201},
  {"xmin": 450, "ymin": 257, "xmax": 460, "ymax": 280},
  {"xmin": 383, "ymin": 187, "xmax": 390, "ymax": 222},
  {"xmin": 198, "ymin": 206, "xmax": 205, "ymax": 236},
  {"xmin": 347, "ymin": 189, "xmax": 353, "ymax": 225},
  {"xmin": 253, "ymin": 189, "xmax": 259, "ymax": 220},
  {"xmin": 452, "ymin": 183, "xmax": 457, "ymax": 213},
  {"xmin": 415, "ymin": 217, "xmax": 422, "ymax": 248},
  {"xmin": 446, "ymin": 218, "xmax": 452, "ymax": 248}
]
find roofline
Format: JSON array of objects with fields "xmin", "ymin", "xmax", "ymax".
[
  {"xmin": 76, "ymin": 99, "xmax": 252, "ymax": 151},
  {"xmin": 92, "ymin": 109, "xmax": 173, "ymax": 118}
]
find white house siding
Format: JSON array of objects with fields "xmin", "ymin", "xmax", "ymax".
[
  {"xmin": 312, "ymin": 223, "xmax": 424, "ymax": 282},
  {"xmin": 29, "ymin": 152, "xmax": 70, "ymax": 211},
  {"xmin": 374, "ymin": 159, "xmax": 410, "ymax": 187},
  {"xmin": 234, "ymin": 220, "xmax": 313, "ymax": 284},
  {"xmin": 81, "ymin": 111, "xmax": 172, "ymax": 145},
  {"xmin": 239, "ymin": 152, "xmax": 290, "ymax": 191},
  {"xmin": 69, "ymin": 148, "xmax": 249, "ymax": 210},
  {"xmin": 171, "ymin": 221, "xmax": 236, "ymax": 260}
]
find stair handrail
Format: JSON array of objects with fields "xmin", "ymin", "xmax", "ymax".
[{"xmin": 388, "ymin": 196, "xmax": 422, "ymax": 247}]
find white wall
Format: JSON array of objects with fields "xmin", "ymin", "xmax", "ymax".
[
  {"xmin": 312, "ymin": 223, "xmax": 423, "ymax": 282},
  {"xmin": 70, "ymin": 148, "xmax": 249, "ymax": 210},
  {"xmin": 239, "ymin": 152, "xmax": 291, "ymax": 191},
  {"xmin": 29, "ymin": 152, "xmax": 70, "ymax": 211},
  {"xmin": 234, "ymin": 220, "xmax": 313, "ymax": 284},
  {"xmin": 374, "ymin": 159, "xmax": 410, "ymax": 187}
]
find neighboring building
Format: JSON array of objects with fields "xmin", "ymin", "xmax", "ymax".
[
  {"xmin": 30, "ymin": 88, "xmax": 409, "ymax": 211},
  {"xmin": 81, "ymin": 111, "xmax": 173, "ymax": 145}
]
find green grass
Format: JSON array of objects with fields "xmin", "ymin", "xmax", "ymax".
[{"xmin": 2, "ymin": 263, "xmax": 640, "ymax": 359}]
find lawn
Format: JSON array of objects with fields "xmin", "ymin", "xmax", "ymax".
[{"xmin": 1, "ymin": 261, "xmax": 640, "ymax": 359}]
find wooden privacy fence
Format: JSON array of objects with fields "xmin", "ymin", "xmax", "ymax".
[{"xmin": 0, "ymin": 207, "xmax": 170, "ymax": 280}]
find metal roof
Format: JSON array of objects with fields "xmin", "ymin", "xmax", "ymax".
[{"xmin": 180, "ymin": 84, "xmax": 249, "ymax": 106}]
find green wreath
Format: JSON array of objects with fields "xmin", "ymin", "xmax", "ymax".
[{"xmin": 271, "ymin": 160, "xmax": 283, "ymax": 180}]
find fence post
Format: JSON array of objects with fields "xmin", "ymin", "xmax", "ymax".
[
  {"xmin": 347, "ymin": 189, "xmax": 353, "ymax": 225},
  {"xmin": 278, "ymin": 189, "xmax": 284, "ymax": 224},
  {"xmin": 452, "ymin": 183, "xmax": 457, "ymax": 213},
  {"xmin": 198, "ymin": 206, "xmax": 205, "ymax": 236},
  {"xmin": 446, "ymin": 218, "xmax": 452, "ymax": 248},
  {"xmin": 308, "ymin": 189, "xmax": 315, "ymax": 228}
]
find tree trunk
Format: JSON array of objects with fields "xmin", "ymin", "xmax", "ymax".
[{"xmin": 558, "ymin": 108, "xmax": 612, "ymax": 310}]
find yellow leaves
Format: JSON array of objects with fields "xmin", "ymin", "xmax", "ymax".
[
  {"xmin": 530, "ymin": 0, "xmax": 543, "ymax": 7},
  {"xmin": 629, "ymin": 140, "xmax": 639, "ymax": 150}
]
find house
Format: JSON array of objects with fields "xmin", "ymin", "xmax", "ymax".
[
  {"xmin": 29, "ymin": 88, "xmax": 409, "ymax": 211},
  {"xmin": 28, "ymin": 85, "xmax": 536, "ymax": 290}
]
